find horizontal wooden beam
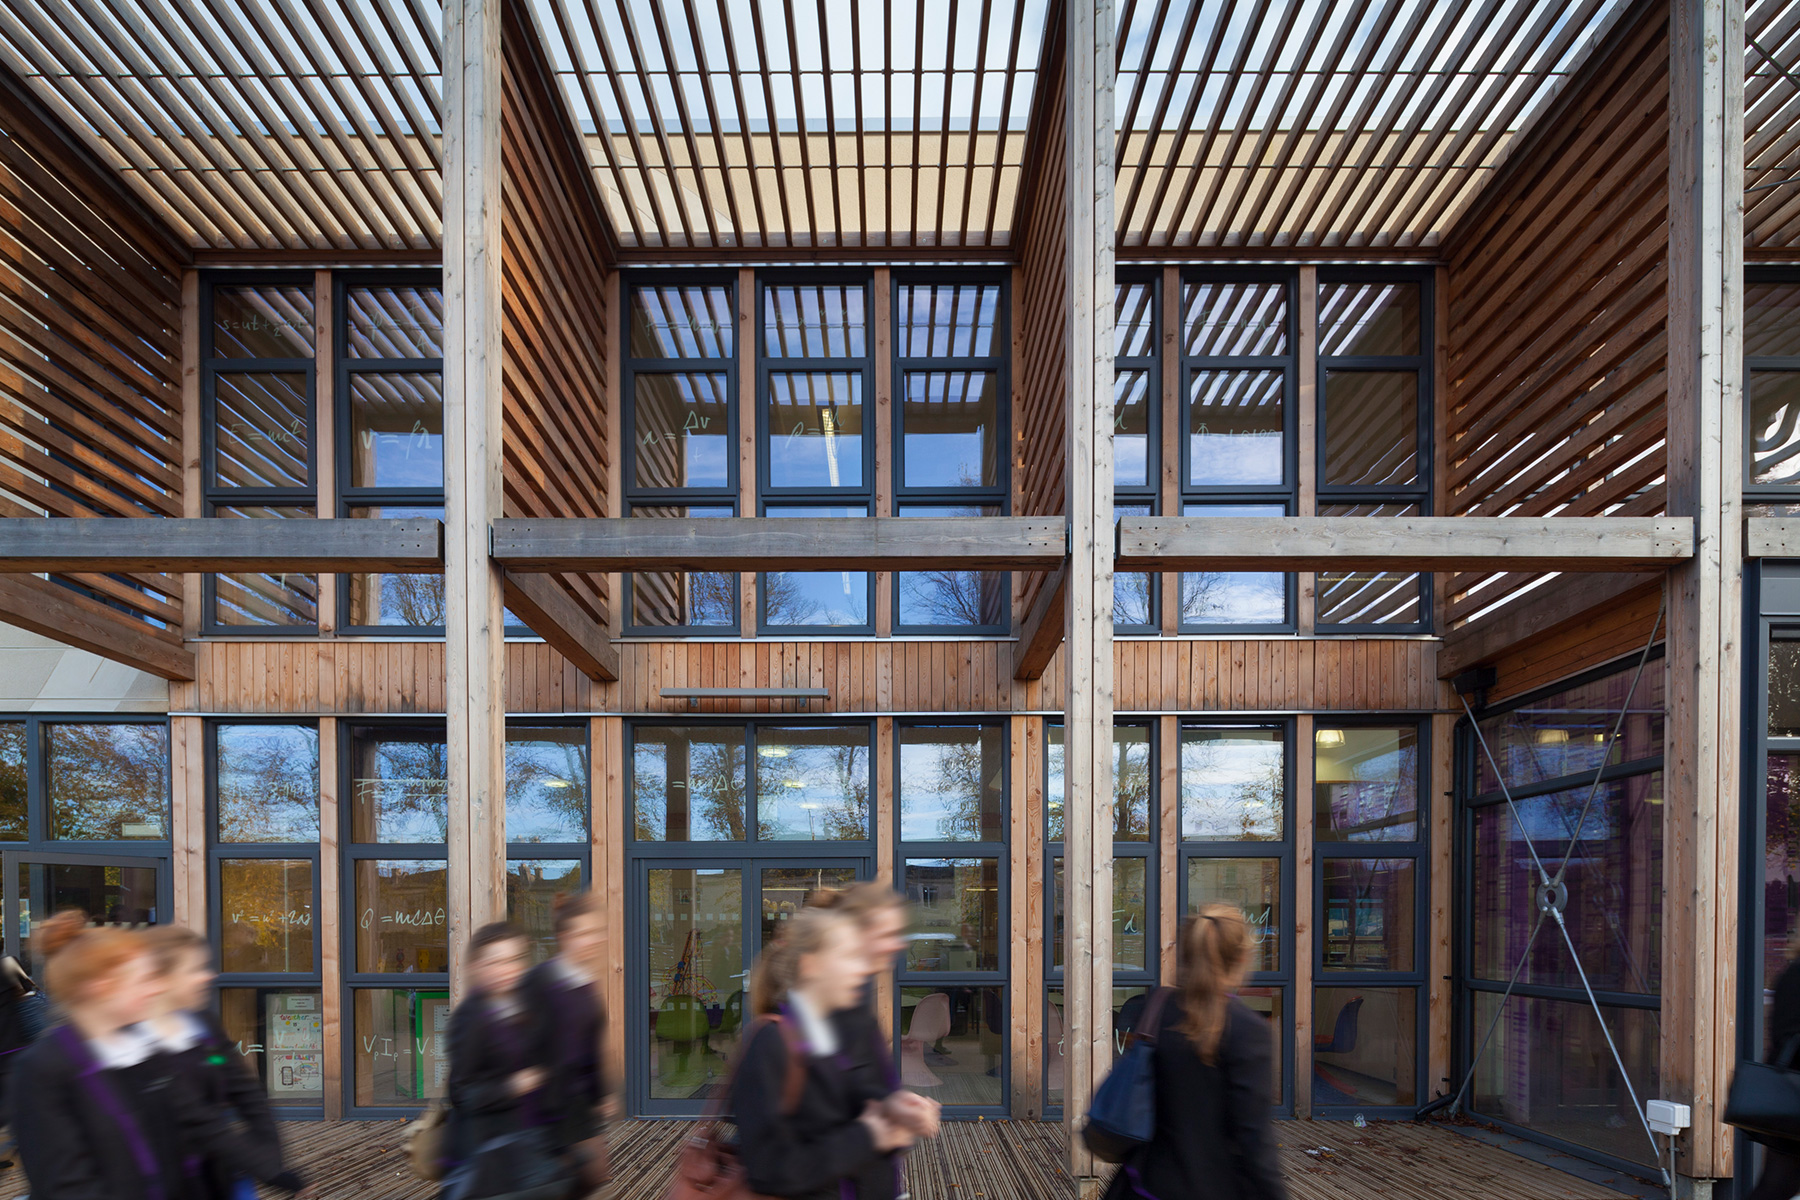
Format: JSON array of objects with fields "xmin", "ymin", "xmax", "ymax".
[
  {"xmin": 0, "ymin": 518, "xmax": 443, "ymax": 572},
  {"xmin": 659, "ymin": 688, "xmax": 831, "ymax": 700},
  {"xmin": 1116, "ymin": 516, "xmax": 1694, "ymax": 572},
  {"xmin": 1013, "ymin": 565, "xmax": 1068, "ymax": 680},
  {"xmin": 499, "ymin": 570, "xmax": 619, "ymax": 682},
  {"xmin": 1746, "ymin": 517, "xmax": 1800, "ymax": 558},
  {"xmin": 1437, "ymin": 571, "xmax": 1665, "ymax": 678},
  {"xmin": 0, "ymin": 574, "xmax": 194, "ymax": 680},
  {"xmin": 491, "ymin": 517, "xmax": 1069, "ymax": 572}
]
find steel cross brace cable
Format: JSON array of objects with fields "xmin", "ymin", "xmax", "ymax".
[{"xmin": 1445, "ymin": 593, "xmax": 1670, "ymax": 1190}]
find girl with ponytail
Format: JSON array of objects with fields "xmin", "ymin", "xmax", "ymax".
[{"xmin": 1100, "ymin": 904, "xmax": 1288, "ymax": 1200}]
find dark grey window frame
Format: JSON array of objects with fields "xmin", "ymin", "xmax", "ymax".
[{"xmin": 1113, "ymin": 271, "xmax": 1162, "ymax": 635}]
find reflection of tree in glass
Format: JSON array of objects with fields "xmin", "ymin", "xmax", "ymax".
[
  {"xmin": 1115, "ymin": 573, "xmax": 1154, "ymax": 625},
  {"xmin": 633, "ymin": 736, "xmax": 745, "ymax": 840},
  {"xmin": 47, "ymin": 724, "xmax": 170, "ymax": 839},
  {"xmin": 361, "ymin": 739, "xmax": 450, "ymax": 841},
  {"xmin": 0, "ymin": 724, "xmax": 29, "ymax": 837},
  {"xmin": 377, "ymin": 573, "xmax": 445, "ymax": 626},
  {"xmin": 753, "ymin": 737, "xmax": 868, "ymax": 840},
  {"xmin": 762, "ymin": 570, "xmax": 821, "ymax": 626},
  {"xmin": 505, "ymin": 734, "xmax": 587, "ymax": 842},
  {"xmin": 1180, "ymin": 572, "xmax": 1223, "ymax": 622},
  {"xmin": 1181, "ymin": 733, "xmax": 1282, "ymax": 840},
  {"xmin": 1116, "ymin": 736, "xmax": 1151, "ymax": 836},
  {"xmin": 822, "ymin": 741, "xmax": 870, "ymax": 838},
  {"xmin": 218, "ymin": 727, "xmax": 319, "ymax": 842},
  {"xmin": 924, "ymin": 734, "xmax": 996, "ymax": 841},
  {"xmin": 901, "ymin": 568, "xmax": 1006, "ymax": 627}
]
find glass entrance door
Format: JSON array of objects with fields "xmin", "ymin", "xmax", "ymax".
[
  {"xmin": 2, "ymin": 851, "xmax": 168, "ymax": 977},
  {"xmin": 639, "ymin": 857, "xmax": 867, "ymax": 1111}
]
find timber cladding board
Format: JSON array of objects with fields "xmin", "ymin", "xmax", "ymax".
[
  {"xmin": 1440, "ymin": 0, "xmax": 1670, "ymax": 629},
  {"xmin": 0, "ymin": 76, "xmax": 188, "ymax": 645},
  {"xmin": 499, "ymin": 0, "xmax": 613, "ymax": 638},
  {"xmin": 491, "ymin": 516, "xmax": 1068, "ymax": 571},
  {"xmin": 1481, "ymin": 585, "xmax": 1665, "ymax": 705},
  {"xmin": 181, "ymin": 636, "xmax": 1440, "ymax": 715}
]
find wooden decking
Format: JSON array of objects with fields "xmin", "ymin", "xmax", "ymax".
[{"xmin": 0, "ymin": 1117, "xmax": 1640, "ymax": 1200}]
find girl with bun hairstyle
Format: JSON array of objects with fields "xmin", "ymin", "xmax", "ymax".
[
  {"xmin": 518, "ymin": 891, "xmax": 610, "ymax": 1191},
  {"xmin": 1100, "ymin": 904, "xmax": 1288, "ymax": 1200}
]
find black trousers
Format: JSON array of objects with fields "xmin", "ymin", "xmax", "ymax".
[{"xmin": 1750, "ymin": 1148, "xmax": 1800, "ymax": 1200}]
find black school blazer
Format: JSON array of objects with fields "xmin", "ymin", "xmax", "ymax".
[
  {"xmin": 731, "ymin": 1016, "xmax": 896, "ymax": 1200},
  {"xmin": 163, "ymin": 1012, "xmax": 299, "ymax": 1200},
  {"xmin": 445, "ymin": 993, "xmax": 533, "ymax": 1166},
  {"xmin": 1100, "ymin": 997, "xmax": 1288, "ymax": 1200}
]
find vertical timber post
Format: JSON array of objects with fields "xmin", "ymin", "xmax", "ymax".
[
  {"xmin": 1063, "ymin": 0, "xmax": 1116, "ymax": 1187},
  {"xmin": 1666, "ymin": 0, "xmax": 1744, "ymax": 1189},
  {"xmin": 443, "ymin": 0, "xmax": 507, "ymax": 1001}
]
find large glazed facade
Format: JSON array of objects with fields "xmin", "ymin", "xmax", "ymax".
[{"xmin": 0, "ymin": 0, "xmax": 1778, "ymax": 1194}]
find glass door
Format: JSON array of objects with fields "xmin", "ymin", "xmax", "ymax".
[
  {"xmin": 2, "ymin": 851, "xmax": 168, "ymax": 977},
  {"xmin": 638, "ymin": 856, "xmax": 868, "ymax": 1112}
]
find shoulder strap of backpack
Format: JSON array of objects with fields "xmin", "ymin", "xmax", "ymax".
[
  {"xmin": 768, "ymin": 1015, "xmax": 807, "ymax": 1115},
  {"xmin": 1129, "ymin": 986, "xmax": 1178, "ymax": 1049}
]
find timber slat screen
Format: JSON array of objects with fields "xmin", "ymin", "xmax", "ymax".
[
  {"xmin": 499, "ymin": 0, "xmax": 615, "ymax": 642},
  {"xmin": 1440, "ymin": 2, "xmax": 1670, "ymax": 628}
]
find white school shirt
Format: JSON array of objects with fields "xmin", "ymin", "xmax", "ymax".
[{"xmin": 785, "ymin": 989, "xmax": 839, "ymax": 1057}]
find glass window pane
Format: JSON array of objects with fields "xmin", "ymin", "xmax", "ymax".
[
  {"xmin": 1048, "ymin": 987, "xmax": 1169, "ymax": 1109},
  {"xmin": 1180, "ymin": 503, "xmax": 1287, "ymax": 627},
  {"xmin": 1320, "ymin": 859, "xmax": 1414, "ymax": 971},
  {"xmin": 764, "ymin": 284, "xmax": 867, "ymax": 357},
  {"xmin": 212, "ymin": 285, "xmax": 314, "ymax": 358},
  {"xmin": 0, "ymin": 722, "xmax": 24, "ymax": 841},
  {"xmin": 1315, "ymin": 726, "xmax": 1419, "ymax": 842},
  {"xmin": 1316, "ymin": 504, "xmax": 1422, "ymax": 627},
  {"xmin": 345, "ymin": 505, "xmax": 445, "ymax": 628},
  {"xmin": 353, "ymin": 988, "xmax": 449, "ymax": 1105},
  {"xmin": 1238, "ymin": 985, "xmax": 1285, "ymax": 1105},
  {"xmin": 505, "ymin": 725, "xmax": 588, "ymax": 843},
  {"xmin": 1115, "ymin": 371, "xmax": 1153, "ymax": 489},
  {"xmin": 1189, "ymin": 370, "xmax": 1285, "ymax": 486},
  {"xmin": 1051, "ymin": 857, "xmax": 1149, "ymax": 971},
  {"xmin": 1318, "ymin": 281, "xmax": 1420, "ymax": 356},
  {"xmin": 648, "ymin": 867, "xmax": 742, "ymax": 1100},
  {"xmin": 1476, "ymin": 660, "xmax": 1664, "ymax": 794},
  {"xmin": 1751, "ymin": 371, "xmax": 1800, "ymax": 487},
  {"xmin": 219, "ymin": 988, "xmax": 324, "ymax": 1106},
  {"xmin": 220, "ymin": 859, "xmax": 314, "ymax": 973},
  {"xmin": 904, "ymin": 858, "xmax": 1001, "ymax": 971},
  {"xmin": 1748, "ymin": 283, "xmax": 1800, "ymax": 357},
  {"xmin": 900, "ymin": 986, "xmax": 1004, "ymax": 1106},
  {"xmin": 1767, "ymin": 754, "xmax": 1800, "ymax": 1034},
  {"xmin": 633, "ymin": 372, "xmax": 732, "ymax": 489},
  {"xmin": 896, "ymin": 504, "xmax": 1006, "ymax": 629},
  {"xmin": 767, "ymin": 372, "xmax": 865, "ymax": 489},
  {"xmin": 348, "ymin": 728, "xmax": 448, "ymax": 844},
  {"xmin": 216, "ymin": 724, "xmax": 319, "ymax": 842},
  {"xmin": 755, "ymin": 725, "xmax": 870, "ymax": 841},
  {"xmin": 631, "ymin": 285, "xmax": 733, "ymax": 358},
  {"xmin": 897, "ymin": 283, "xmax": 1001, "ymax": 357},
  {"xmin": 212, "ymin": 372, "xmax": 310, "ymax": 489},
  {"xmin": 1115, "ymin": 282, "xmax": 1156, "ymax": 359},
  {"xmin": 764, "ymin": 507, "xmax": 869, "ymax": 628},
  {"xmin": 1186, "ymin": 858, "xmax": 1281, "ymax": 973},
  {"xmin": 1182, "ymin": 281, "xmax": 1287, "ymax": 356},
  {"xmin": 1312, "ymin": 986, "xmax": 1416, "ymax": 1106},
  {"xmin": 761, "ymin": 865, "xmax": 859, "ymax": 945},
  {"xmin": 1114, "ymin": 503, "xmax": 1155, "ymax": 629},
  {"xmin": 633, "ymin": 726, "xmax": 746, "ymax": 841},
  {"xmin": 507, "ymin": 859, "xmax": 583, "ymax": 965},
  {"xmin": 629, "ymin": 505, "xmax": 736, "ymax": 628},
  {"xmin": 348, "ymin": 373, "xmax": 443, "ymax": 488},
  {"xmin": 1180, "ymin": 726, "xmax": 1284, "ymax": 841},
  {"xmin": 1777, "ymin": 642, "xmax": 1800, "ymax": 737},
  {"xmin": 901, "ymin": 371, "xmax": 999, "ymax": 488},
  {"xmin": 47, "ymin": 722, "xmax": 169, "ymax": 840},
  {"xmin": 16, "ymin": 860, "xmax": 159, "ymax": 976},
  {"xmin": 1045, "ymin": 723, "xmax": 1153, "ymax": 842},
  {"xmin": 354, "ymin": 859, "xmax": 448, "ymax": 972},
  {"xmin": 211, "ymin": 506, "xmax": 320, "ymax": 629},
  {"xmin": 899, "ymin": 725, "xmax": 1004, "ymax": 842},
  {"xmin": 1322, "ymin": 372, "xmax": 1419, "ymax": 487},
  {"xmin": 1470, "ymin": 773, "xmax": 1662, "ymax": 994},
  {"xmin": 344, "ymin": 286, "xmax": 443, "ymax": 358},
  {"xmin": 1469, "ymin": 993, "xmax": 1660, "ymax": 1165}
]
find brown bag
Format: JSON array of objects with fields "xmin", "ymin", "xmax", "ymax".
[
  {"xmin": 663, "ymin": 1015, "xmax": 807, "ymax": 1200},
  {"xmin": 401, "ymin": 1099, "xmax": 451, "ymax": 1180},
  {"xmin": 573, "ymin": 1131, "xmax": 612, "ymax": 1190}
]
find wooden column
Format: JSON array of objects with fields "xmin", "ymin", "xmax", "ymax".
[
  {"xmin": 1009, "ymin": 714, "xmax": 1045, "ymax": 1118},
  {"xmin": 1159, "ymin": 267, "xmax": 1180, "ymax": 635},
  {"xmin": 168, "ymin": 716, "xmax": 205, "ymax": 928},
  {"xmin": 1427, "ymin": 712, "xmax": 1455, "ymax": 1104},
  {"xmin": 1157, "ymin": 715, "xmax": 1179, "ymax": 981},
  {"xmin": 593, "ymin": 716, "xmax": 627, "ymax": 1087},
  {"xmin": 315, "ymin": 269, "xmax": 338, "ymax": 634},
  {"xmin": 1665, "ymin": 0, "xmax": 1744, "ymax": 1182},
  {"xmin": 875, "ymin": 716, "xmax": 896, "ymax": 1037},
  {"xmin": 874, "ymin": 267, "xmax": 894, "ymax": 636},
  {"xmin": 443, "ymin": 0, "xmax": 507, "ymax": 1000},
  {"xmin": 1292, "ymin": 714, "xmax": 1315, "ymax": 1119},
  {"xmin": 1296, "ymin": 266, "xmax": 1318, "ymax": 633},
  {"xmin": 738, "ymin": 267, "xmax": 758, "ymax": 637},
  {"xmin": 1063, "ymin": 0, "xmax": 1116, "ymax": 1184},
  {"xmin": 319, "ymin": 718, "xmax": 344, "ymax": 1120}
]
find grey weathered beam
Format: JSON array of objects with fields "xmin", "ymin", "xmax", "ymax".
[
  {"xmin": 1012, "ymin": 564, "xmax": 1068, "ymax": 681},
  {"xmin": 0, "ymin": 518, "xmax": 443, "ymax": 573},
  {"xmin": 1117, "ymin": 516, "xmax": 1695, "ymax": 572},
  {"xmin": 491, "ymin": 517, "xmax": 1069, "ymax": 572},
  {"xmin": 1745, "ymin": 517, "xmax": 1800, "ymax": 558},
  {"xmin": 500, "ymin": 570, "xmax": 620, "ymax": 683}
]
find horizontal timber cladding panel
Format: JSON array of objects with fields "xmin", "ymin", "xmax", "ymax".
[
  {"xmin": 1483, "ymin": 586, "xmax": 1665, "ymax": 706},
  {"xmin": 1013, "ymin": 6, "xmax": 1067, "ymax": 629},
  {"xmin": 499, "ymin": 0, "xmax": 612, "ymax": 633},
  {"xmin": 0, "ymin": 75, "xmax": 189, "ymax": 645},
  {"xmin": 175, "ymin": 637, "xmax": 1440, "ymax": 715},
  {"xmin": 1440, "ymin": 0, "xmax": 1669, "ymax": 629}
]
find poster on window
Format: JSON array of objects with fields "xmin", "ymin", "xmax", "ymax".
[{"xmin": 265, "ymin": 992, "xmax": 325, "ymax": 1098}]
